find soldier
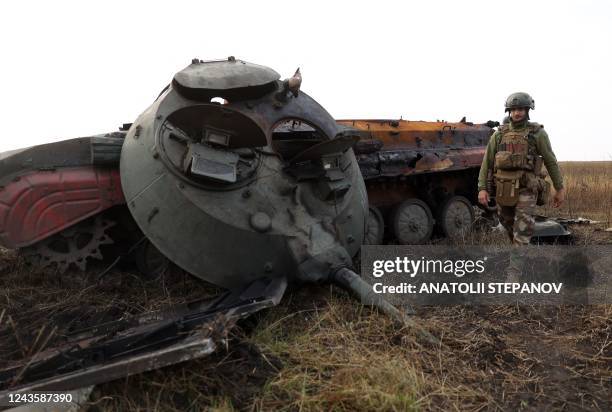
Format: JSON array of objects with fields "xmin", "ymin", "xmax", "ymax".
[{"xmin": 477, "ymin": 92, "xmax": 566, "ymax": 246}]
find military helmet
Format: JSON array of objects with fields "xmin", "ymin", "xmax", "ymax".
[{"xmin": 505, "ymin": 92, "xmax": 535, "ymax": 111}]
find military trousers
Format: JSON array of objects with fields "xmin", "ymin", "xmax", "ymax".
[{"xmin": 497, "ymin": 188, "xmax": 537, "ymax": 246}]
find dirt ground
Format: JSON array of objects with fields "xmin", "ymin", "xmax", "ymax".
[
  {"xmin": 0, "ymin": 226, "xmax": 609, "ymax": 411},
  {"xmin": 0, "ymin": 162, "xmax": 610, "ymax": 411}
]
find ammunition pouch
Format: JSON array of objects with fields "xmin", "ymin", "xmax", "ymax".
[
  {"xmin": 533, "ymin": 155, "xmax": 543, "ymax": 175},
  {"xmin": 494, "ymin": 151, "xmax": 538, "ymax": 171},
  {"xmin": 536, "ymin": 177, "xmax": 551, "ymax": 206},
  {"xmin": 532, "ymin": 156, "xmax": 550, "ymax": 206},
  {"xmin": 494, "ymin": 169, "xmax": 523, "ymax": 207}
]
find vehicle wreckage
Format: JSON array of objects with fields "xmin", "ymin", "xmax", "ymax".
[
  {"xmin": 0, "ymin": 57, "xmax": 405, "ymax": 401},
  {"xmin": 0, "ymin": 57, "xmax": 570, "ymax": 402},
  {"xmin": 342, "ymin": 118, "xmax": 571, "ymax": 245}
]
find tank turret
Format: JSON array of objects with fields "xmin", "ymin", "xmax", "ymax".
[{"xmin": 120, "ymin": 57, "xmax": 368, "ymax": 288}]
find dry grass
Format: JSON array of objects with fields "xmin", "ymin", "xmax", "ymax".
[
  {"xmin": 541, "ymin": 161, "xmax": 612, "ymax": 225},
  {"xmin": 0, "ymin": 161, "xmax": 611, "ymax": 411},
  {"xmin": 0, "ymin": 256, "xmax": 222, "ymax": 369},
  {"xmin": 246, "ymin": 295, "xmax": 611, "ymax": 411}
]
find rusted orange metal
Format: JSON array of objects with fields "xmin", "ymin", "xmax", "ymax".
[
  {"xmin": 338, "ymin": 119, "xmax": 494, "ymax": 179},
  {"xmin": 339, "ymin": 119, "xmax": 490, "ymax": 148},
  {"xmin": 337, "ymin": 118, "xmax": 496, "ymax": 212}
]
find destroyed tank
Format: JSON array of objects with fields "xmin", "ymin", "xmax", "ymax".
[
  {"xmin": 0, "ymin": 59, "xmax": 570, "ymax": 397},
  {"xmin": 0, "ymin": 57, "xmax": 371, "ymax": 290},
  {"xmin": 340, "ymin": 118, "xmax": 571, "ymax": 244},
  {"xmin": 339, "ymin": 118, "xmax": 498, "ymax": 244},
  {"xmin": 120, "ymin": 58, "xmax": 368, "ymax": 288},
  {"xmin": 0, "ymin": 101, "xmax": 568, "ymax": 280},
  {"xmin": 0, "ymin": 59, "xmax": 414, "ymax": 395}
]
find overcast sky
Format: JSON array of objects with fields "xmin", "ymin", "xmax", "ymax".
[{"xmin": 1, "ymin": 0, "xmax": 610, "ymax": 160}]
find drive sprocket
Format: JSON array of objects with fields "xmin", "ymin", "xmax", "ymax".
[{"xmin": 23, "ymin": 216, "xmax": 115, "ymax": 273}]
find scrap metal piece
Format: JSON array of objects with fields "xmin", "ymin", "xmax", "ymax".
[
  {"xmin": 4, "ymin": 333, "xmax": 216, "ymax": 401},
  {"xmin": 553, "ymin": 216, "xmax": 601, "ymax": 225},
  {"xmin": 491, "ymin": 215, "xmax": 572, "ymax": 241},
  {"xmin": 532, "ymin": 215, "xmax": 572, "ymax": 241},
  {"xmin": 0, "ymin": 277, "xmax": 287, "ymax": 401}
]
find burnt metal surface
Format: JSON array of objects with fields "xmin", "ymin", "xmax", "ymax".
[
  {"xmin": 0, "ymin": 277, "xmax": 287, "ymax": 399},
  {"xmin": 364, "ymin": 168, "xmax": 480, "ymax": 209},
  {"xmin": 338, "ymin": 119, "xmax": 494, "ymax": 180},
  {"xmin": 336, "ymin": 118, "xmax": 496, "ymax": 244}
]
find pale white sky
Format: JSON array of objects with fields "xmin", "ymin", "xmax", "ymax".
[{"xmin": 0, "ymin": 0, "xmax": 610, "ymax": 160}]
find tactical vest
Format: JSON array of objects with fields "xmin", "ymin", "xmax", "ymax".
[{"xmin": 493, "ymin": 123, "xmax": 548, "ymax": 206}]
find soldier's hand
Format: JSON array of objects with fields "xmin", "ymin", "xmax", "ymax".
[
  {"xmin": 553, "ymin": 187, "xmax": 566, "ymax": 208},
  {"xmin": 478, "ymin": 190, "xmax": 490, "ymax": 206}
]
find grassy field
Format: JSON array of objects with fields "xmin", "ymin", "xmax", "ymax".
[
  {"xmin": 543, "ymin": 161, "xmax": 612, "ymax": 224},
  {"xmin": 0, "ymin": 161, "xmax": 610, "ymax": 411}
]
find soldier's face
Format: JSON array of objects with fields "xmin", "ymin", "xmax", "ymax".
[{"xmin": 510, "ymin": 108, "xmax": 527, "ymax": 122}]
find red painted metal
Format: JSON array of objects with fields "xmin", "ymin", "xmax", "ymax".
[{"xmin": 0, "ymin": 167, "xmax": 125, "ymax": 248}]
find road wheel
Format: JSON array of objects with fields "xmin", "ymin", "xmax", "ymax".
[
  {"xmin": 438, "ymin": 195, "xmax": 475, "ymax": 239},
  {"xmin": 364, "ymin": 206, "xmax": 385, "ymax": 245},
  {"xmin": 392, "ymin": 199, "xmax": 434, "ymax": 244}
]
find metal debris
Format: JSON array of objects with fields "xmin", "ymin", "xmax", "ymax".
[
  {"xmin": 553, "ymin": 217, "xmax": 602, "ymax": 225},
  {"xmin": 0, "ymin": 277, "xmax": 287, "ymax": 403}
]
